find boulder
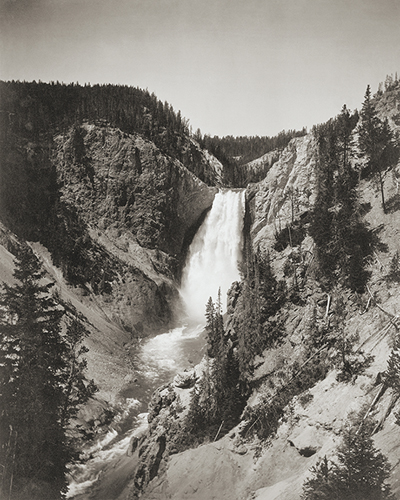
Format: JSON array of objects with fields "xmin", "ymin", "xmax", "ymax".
[
  {"xmin": 287, "ymin": 425, "xmax": 327, "ymax": 457},
  {"xmin": 173, "ymin": 369, "xmax": 197, "ymax": 389}
]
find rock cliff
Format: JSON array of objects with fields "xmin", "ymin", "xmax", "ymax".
[
  {"xmin": 0, "ymin": 121, "xmax": 218, "ymax": 401},
  {"xmin": 124, "ymin": 101, "xmax": 400, "ymax": 500},
  {"xmin": 248, "ymin": 134, "xmax": 317, "ymax": 251},
  {"xmin": 52, "ymin": 123, "xmax": 217, "ymax": 333}
]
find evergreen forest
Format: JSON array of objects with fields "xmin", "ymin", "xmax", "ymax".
[{"xmin": 1, "ymin": 75, "xmax": 400, "ymax": 499}]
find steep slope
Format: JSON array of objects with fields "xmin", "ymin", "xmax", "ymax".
[
  {"xmin": 248, "ymin": 134, "xmax": 317, "ymax": 250},
  {"xmin": 132, "ymin": 88, "xmax": 400, "ymax": 500},
  {"xmin": 0, "ymin": 100, "xmax": 219, "ymax": 402}
]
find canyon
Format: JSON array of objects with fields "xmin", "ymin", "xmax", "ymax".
[{"xmin": 1, "ymin": 80, "xmax": 400, "ymax": 499}]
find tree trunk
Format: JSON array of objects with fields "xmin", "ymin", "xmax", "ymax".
[{"xmin": 378, "ymin": 169, "xmax": 386, "ymax": 213}]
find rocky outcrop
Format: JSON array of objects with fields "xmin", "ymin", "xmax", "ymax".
[
  {"xmin": 242, "ymin": 148, "xmax": 280, "ymax": 181},
  {"xmin": 51, "ymin": 124, "xmax": 217, "ymax": 333},
  {"xmin": 182, "ymin": 137, "xmax": 224, "ymax": 186},
  {"xmin": 173, "ymin": 369, "xmax": 197, "ymax": 389},
  {"xmin": 55, "ymin": 124, "xmax": 217, "ymax": 258},
  {"xmin": 248, "ymin": 134, "xmax": 317, "ymax": 251},
  {"xmin": 134, "ymin": 102, "xmax": 400, "ymax": 499}
]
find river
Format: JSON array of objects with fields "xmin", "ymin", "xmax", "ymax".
[{"xmin": 67, "ymin": 189, "xmax": 245, "ymax": 498}]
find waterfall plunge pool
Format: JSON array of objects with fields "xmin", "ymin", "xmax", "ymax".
[{"xmin": 67, "ymin": 189, "xmax": 245, "ymax": 498}]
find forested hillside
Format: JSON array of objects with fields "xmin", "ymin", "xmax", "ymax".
[
  {"xmin": 197, "ymin": 128, "xmax": 307, "ymax": 186},
  {"xmin": 0, "ymin": 81, "xmax": 190, "ymax": 164},
  {"xmin": 1, "ymin": 76, "xmax": 400, "ymax": 500},
  {"xmin": 125, "ymin": 78, "xmax": 400, "ymax": 500}
]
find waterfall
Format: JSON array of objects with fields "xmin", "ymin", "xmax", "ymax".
[
  {"xmin": 67, "ymin": 189, "xmax": 245, "ymax": 499},
  {"xmin": 180, "ymin": 189, "xmax": 245, "ymax": 322}
]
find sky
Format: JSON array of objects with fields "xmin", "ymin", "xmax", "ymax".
[{"xmin": 0, "ymin": 0, "xmax": 399, "ymax": 137}]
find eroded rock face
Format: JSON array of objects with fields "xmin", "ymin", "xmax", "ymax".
[
  {"xmin": 249, "ymin": 134, "xmax": 317, "ymax": 250},
  {"xmin": 53, "ymin": 124, "xmax": 218, "ymax": 332},
  {"xmin": 55, "ymin": 124, "xmax": 217, "ymax": 257},
  {"xmin": 147, "ymin": 385, "xmax": 177, "ymax": 424},
  {"xmin": 173, "ymin": 369, "xmax": 197, "ymax": 389}
]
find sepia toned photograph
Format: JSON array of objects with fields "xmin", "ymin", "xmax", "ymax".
[{"xmin": 1, "ymin": 1, "xmax": 400, "ymax": 499}]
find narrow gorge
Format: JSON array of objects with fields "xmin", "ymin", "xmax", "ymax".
[
  {"xmin": 67, "ymin": 189, "xmax": 246, "ymax": 498},
  {"xmin": 1, "ymin": 79, "xmax": 400, "ymax": 500}
]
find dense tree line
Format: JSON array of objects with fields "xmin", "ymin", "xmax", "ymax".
[
  {"xmin": 0, "ymin": 80, "xmax": 308, "ymax": 189},
  {"xmin": 197, "ymin": 128, "xmax": 307, "ymax": 187},
  {"xmin": 198, "ymin": 128, "xmax": 307, "ymax": 164},
  {"xmin": 0, "ymin": 80, "xmax": 189, "ymax": 161},
  {"xmin": 309, "ymin": 105, "xmax": 373, "ymax": 292},
  {"xmin": 0, "ymin": 245, "xmax": 96, "ymax": 499}
]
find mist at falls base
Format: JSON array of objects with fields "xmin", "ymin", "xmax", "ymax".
[
  {"xmin": 180, "ymin": 189, "xmax": 245, "ymax": 323},
  {"xmin": 67, "ymin": 190, "xmax": 245, "ymax": 498},
  {"xmin": 133, "ymin": 189, "xmax": 246, "ymax": 389},
  {"xmin": 139, "ymin": 189, "xmax": 246, "ymax": 396}
]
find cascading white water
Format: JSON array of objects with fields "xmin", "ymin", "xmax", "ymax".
[
  {"xmin": 68, "ymin": 189, "xmax": 245, "ymax": 499},
  {"xmin": 180, "ymin": 189, "xmax": 245, "ymax": 322}
]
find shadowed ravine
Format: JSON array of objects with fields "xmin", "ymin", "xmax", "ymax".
[{"xmin": 67, "ymin": 189, "xmax": 245, "ymax": 498}]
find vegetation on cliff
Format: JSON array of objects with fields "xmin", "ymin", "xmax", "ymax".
[
  {"xmin": 197, "ymin": 127, "xmax": 308, "ymax": 187},
  {"xmin": 0, "ymin": 81, "xmax": 190, "ymax": 167},
  {"xmin": 308, "ymin": 104, "xmax": 373, "ymax": 292},
  {"xmin": 359, "ymin": 84, "xmax": 399, "ymax": 212},
  {"xmin": 0, "ymin": 245, "xmax": 96, "ymax": 500},
  {"xmin": 172, "ymin": 291, "xmax": 246, "ymax": 448},
  {"xmin": 302, "ymin": 414, "xmax": 394, "ymax": 500}
]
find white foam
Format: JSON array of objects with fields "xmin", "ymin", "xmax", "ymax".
[
  {"xmin": 140, "ymin": 324, "xmax": 205, "ymax": 377},
  {"xmin": 180, "ymin": 190, "xmax": 245, "ymax": 321},
  {"xmin": 67, "ymin": 414, "xmax": 149, "ymax": 498}
]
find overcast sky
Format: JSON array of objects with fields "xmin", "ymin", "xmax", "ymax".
[{"xmin": 1, "ymin": 0, "xmax": 399, "ymax": 137}]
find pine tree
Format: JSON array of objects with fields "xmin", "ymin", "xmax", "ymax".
[
  {"xmin": 358, "ymin": 85, "xmax": 399, "ymax": 212},
  {"xmin": 60, "ymin": 318, "xmax": 98, "ymax": 427},
  {"xmin": 334, "ymin": 422, "xmax": 394, "ymax": 499},
  {"xmin": 309, "ymin": 121, "xmax": 337, "ymax": 279},
  {"xmin": 301, "ymin": 456, "xmax": 338, "ymax": 500},
  {"xmin": 385, "ymin": 333, "xmax": 400, "ymax": 396},
  {"xmin": 0, "ymin": 245, "xmax": 96, "ymax": 499},
  {"xmin": 302, "ymin": 418, "xmax": 394, "ymax": 500},
  {"xmin": 185, "ymin": 291, "xmax": 246, "ymax": 443},
  {"xmin": 205, "ymin": 296, "xmax": 216, "ymax": 357},
  {"xmin": 0, "ymin": 245, "xmax": 66, "ymax": 498},
  {"xmin": 235, "ymin": 249, "xmax": 287, "ymax": 382},
  {"xmin": 337, "ymin": 105, "xmax": 355, "ymax": 178}
]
